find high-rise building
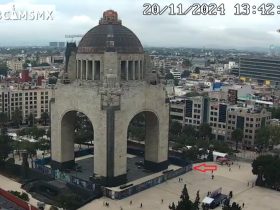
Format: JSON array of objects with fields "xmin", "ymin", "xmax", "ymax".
[{"xmin": 239, "ymin": 57, "xmax": 280, "ymax": 86}]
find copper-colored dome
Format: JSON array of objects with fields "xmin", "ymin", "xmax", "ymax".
[{"xmin": 77, "ymin": 10, "xmax": 144, "ymax": 54}]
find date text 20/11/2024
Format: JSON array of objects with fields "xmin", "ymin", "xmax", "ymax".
[{"xmin": 143, "ymin": 3, "xmax": 280, "ymax": 16}]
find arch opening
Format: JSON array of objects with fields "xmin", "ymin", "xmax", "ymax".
[
  {"xmin": 59, "ymin": 110, "xmax": 94, "ymax": 172},
  {"xmin": 125, "ymin": 111, "xmax": 166, "ymax": 181}
]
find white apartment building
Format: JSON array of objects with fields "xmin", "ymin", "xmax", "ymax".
[
  {"xmin": 0, "ymin": 84, "xmax": 53, "ymax": 123},
  {"xmin": 7, "ymin": 58, "xmax": 24, "ymax": 71},
  {"xmin": 170, "ymin": 70, "xmax": 181, "ymax": 80}
]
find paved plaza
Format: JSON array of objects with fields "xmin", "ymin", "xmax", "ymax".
[
  {"xmin": 1, "ymin": 160, "xmax": 280, "ymax": 210},
  {"xmin": 80, "ymin": 161, "xmax": 280, "ymax": 210}
]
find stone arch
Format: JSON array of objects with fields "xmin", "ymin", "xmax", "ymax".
[
  {"xmin": 57, "ymin": 110, "xmax": 94, "ymax": 169},
  {"xmin": 126, "ymin": 109, "xmax": 167, "ymax": 171}
]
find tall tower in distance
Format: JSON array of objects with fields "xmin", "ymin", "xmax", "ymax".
[{"xmin": 51, "ymin": 10, "xmax": 169, "ymax": 187}]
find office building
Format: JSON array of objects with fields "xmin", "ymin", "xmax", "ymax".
[
  {"xmin": 170, "ymin": 96, "xmax": 271, "ymax": 146},
  {"xmin": 239, "ymin": 57, "xmax": 280, "ymax": 86}
]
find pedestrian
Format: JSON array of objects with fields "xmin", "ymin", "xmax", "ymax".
[
  {"xmin": 120, "ymin": 207, "xmax": 123, "ymax": 210},
  {"xmin": 161, "ymin": 199, "xmax": 164, "ymax": 204},
  {"xmin": 247, "ymin": 182, "xmax": 249, "ymax": 187},
  {"xmin": 140, "ymin": 203, "xmax": 143, "ymax": 208},
  {"xmin": 242, "ymin": 203, "xmax": 245, "ymax": 208},
  {"xmin": 239, "ymin": 165, "xmax": 241, "ymax": 169},
  {"xmin": 130, "ymin": 200, "xmax": 132, "ymax": 205},
  {"xmin": 211, "ymin": 174, "xmax": 214, "ymax": 179}
]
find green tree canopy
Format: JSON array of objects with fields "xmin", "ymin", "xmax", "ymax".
[
  {"xmin": 222, "ymin": 202, "xmax": 242, "ymax": 210},
  {"xmin": 11, "ymin": 108, "xmax": 22, "ymax": 127},
  {"xmin": 165, "ymin": 72, "xmax": 174, "ymax": 80},
  {"xmin": 255, "ymin": 127, "xmax": 270, "ymax": 148},
  {"xmin": 231, "ymin": 128, "xmax": 243, "ymax": 151},
  {"xmin": 0, "ymin": 112, "xmax": 9, "ymax": 127},
  {"xmin": 182, "ymin": 59, "xmax": 192, "ymax": 68},
  {"xmin": 0, "ymin": 133, "xmax": 12, "ymax": 161},
  {"xmin": 198, "ymin": 123, "xmax": 212, "ymax": 140},
  {"xmin": 40, "ymin": 112, "xmax": 49, "ymax": 126},
  {"xmin": 169, "ymin": 184, "xmax": 197, "ymax": 210},
  {"xmin": 170, "ymin": 121, "xmax": 182, "ymax": 137},
  {"xmin": 194, "ymin": 67, "xmax": 200, "ymax": 74},
  {"xmin": 181, "ymin": 70, "xmax": 191, "ymax": 78}
]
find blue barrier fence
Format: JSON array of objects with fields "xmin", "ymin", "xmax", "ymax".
[
  {"xmin": 105, "ymin": 164, "xmax": 192, "ymax": 200},
  {"xmin": 33, "ymin": 163, "xmax": 98, "ymax": 192}
]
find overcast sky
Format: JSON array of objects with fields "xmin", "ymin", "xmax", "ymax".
[{"xmin": 0, "ymin": 0, "xmax": 280, "ymax": 49}]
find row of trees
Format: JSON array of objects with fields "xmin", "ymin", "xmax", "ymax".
[
  {"xmin": 268, "ymin": 107, "xmax": 280, "ymax": 120},
  {"xmin": 255, "ymin": 125, "xmax": 280, "ymax": 148},
  {"xmin": 169, "ymin": 121, "xmax": 232, "ymax": 161},
  {"xmin": 169, "ymin": 184, "xmax": 200, "ymax": 210},
  {"xmin": 0, "ymin": 111, "xmax": 49, "ymax": 127}
]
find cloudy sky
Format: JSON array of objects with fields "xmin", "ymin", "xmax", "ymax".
[{"xmin": 0, "ymin": 0, "xmax": 279, "ymax": 49}]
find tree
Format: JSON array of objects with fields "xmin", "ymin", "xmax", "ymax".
[
  {"xmin": 193, "ymin": 190, "xmax": 200, "ymax": 210},
  {"xmin": 19, "ymin": 140, "xmax": 37, "ymax": 161},
  {"xmin": 182, "ymin": 146, "xmax": 199, "ymax": 161},
  {"xmin": 27, "ymin": 113, "xmax": 34, "ymax": 127},
  {"xmin": 0, "ymin": 61, "xmax": 9, "ymax": 76},
  {"xmin": 11, "ymin": 108, "xmax": 22, "ymax": 127},
  {"xmin": 182, "ymin": 59, "xmax": 192, "ymax": 68},
  {"xmin": 182, "ymin": 125, "xmax": 197, "ymax": 138},
  {"xmin": 57, "ymin": 193, "xmax": 83, "ymax": 210},
  {"xmin": 181, "ymin": 70, "xmax": 191, "ymax": 78},
  {"xmin": 255, "ymin": 127, "xmax": 270, "ymax": 148},
  {"xmin": 252, "ymin": 155, "xmax": 280, "ymax": 187},
  {"xmin": 37, "ymin": 138, "xmax": 50, "ymax": 156},
  {"xmin": 222, "ymin": 202, "xmax": 242, "ymax": 210},
  {"xmin": 231, "ymin": 128, "xmax": 243, "ymax": 151},
  {"xmin": 198, "ymin": 123, "xmax": 212, "ymax": 141},
  {"xmin": 194, "ymin": 67, "xmax": 200, "ymax": 74},
  {"xmin": 174, "ymin": 78, "xmax": 179, "ymax": 86},
  {"xmin": 207, "ymin": 149, "xmax": 214, "ymax": 161},
  {"xmin": 268, "ymin": 125, "xmax": 280, "ymax": 146},
  {"xmin": 170, "ymin": 121, "xmax": 182, "ymax": 137},
  {"xmin": 8, "ymin": 191, "xmax": 29, "ymax": 201},
  {"xmin": 0, "ymin": 112, "xmax": 8, "ymax": 127},
  {"xmin": 0, "ymin": 133, "xmax": 12, "ymax": 161},
  {"xmin": 165, "ymin": 72, "xmax": 174, "ymax": 80},
  {"xmin": 74, "ymin": 113, "xmax": 93, "ymax": 148},
  {"xmin": 268, "ymin": 107, "xmax": 280, "ymax": 119},
  {"xmin": 169, "ymin": 184, "xmax": 198, "ymax": 210},
  {"xmin": 40, "ymin": 112, "xmax": 49, "ymax": 126}
]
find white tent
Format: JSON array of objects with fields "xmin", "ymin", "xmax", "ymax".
[{"xmin": 202, "ymin": 197, "xmax": 214, "ymax": 204}]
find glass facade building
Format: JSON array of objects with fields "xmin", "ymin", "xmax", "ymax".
[{"xmin": 239, "ymin": 57, "xmax": 280, "ymax": 86}]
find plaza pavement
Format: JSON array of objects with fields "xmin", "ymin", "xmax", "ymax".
[
  {"xmin": 80, "ymin": 161, "xmax": 280, "ymax": 210},
  {"xmin": 1, "ymin": 160, "xmax": 280, "ymax": 210}
]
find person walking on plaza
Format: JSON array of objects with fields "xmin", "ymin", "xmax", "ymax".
[
  {"xmin": 140, "ymin": 203, "xmax": 143, "ymax": 208},
  {"xmin": 130, "ymin": 200, "xmax": 132, "ymax": 205},
  {"xmin": 242, "ymin": 203, "xmax": 245, "ymax": 208}
]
